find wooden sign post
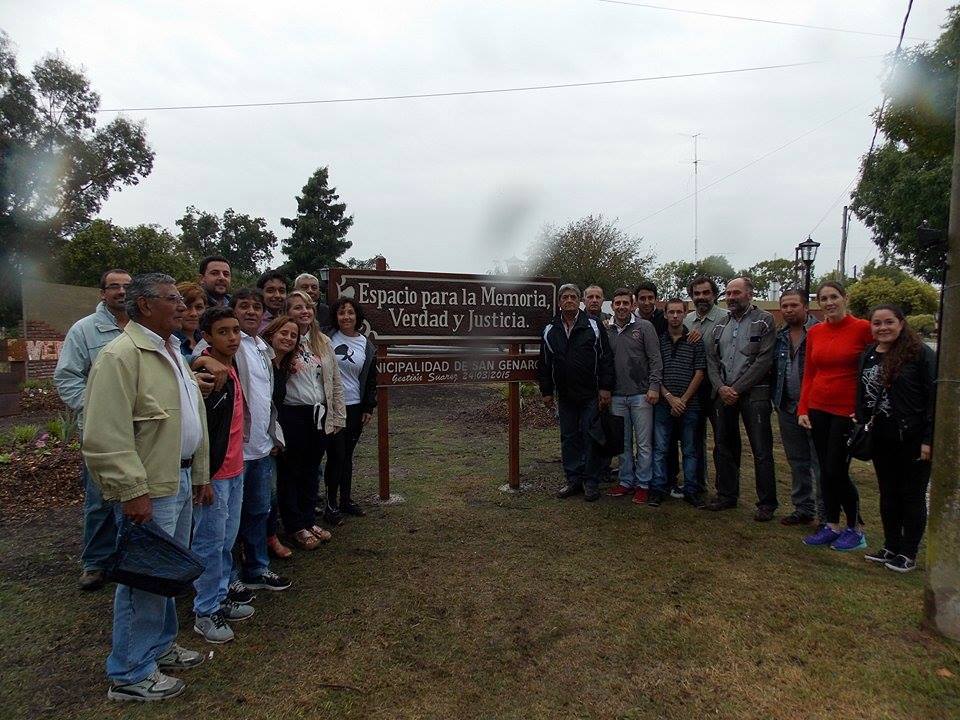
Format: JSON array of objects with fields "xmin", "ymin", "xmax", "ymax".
[{"xmin": 328, "ymin": 260, "xmax": 557, "ymax": 500}]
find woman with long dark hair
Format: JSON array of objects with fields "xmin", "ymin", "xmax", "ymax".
[
  {"xmin": 275, "ymin": 292, "xmax": 345, "ymax": 551},
  {"xmin": 859, "ymin": 305, "xmax": 937, "ymax": 573},
  {"xmin": 259, "ymin": 315, "xmax": 301, "ymax": 559},
  {"xmin": 798, "ymin": 281, "xmax": 874, "ymax": 551},
  {"xmin": 323, "ymin": 297, "xmax": 378, "ymax": 523}
]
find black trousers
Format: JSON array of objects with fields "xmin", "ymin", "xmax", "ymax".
[
  {"xmin": 326, "ymin": 404, "xmax": 365, "ymax": 507},
  {"xmin": 276, "ymin": 405, "xmax": 328, "ymax": 533},
  {"xmin": 872, "ymin": 419, "xmax": 931, "ymax": 559},
  {"xmin": 808, "ymin": 409, "xmax": 859, "ymax": 527},
  {"xmin": 695, "ymin": 385, "xmax": 715, "ymax": 497},
  {"xmin": 713, "ymin": 386, "xmax": 777, "ymax": 509}
]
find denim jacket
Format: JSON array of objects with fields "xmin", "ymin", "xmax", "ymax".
[
  {"xmin": 772, "ymin": 314, "xmax": 819, "ymax": 410},
  {"xmin": 53, "ymin": 302, "xmax": 123, "ymax": 423}
]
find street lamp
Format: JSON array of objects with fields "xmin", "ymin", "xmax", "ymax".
[{"xmin": 796, "ymin": 235, "xmax": 820, "ymax": 301}]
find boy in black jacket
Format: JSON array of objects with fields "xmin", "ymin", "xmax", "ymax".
[
  {"xmin": 192, "ymin": 307, "xmax": 252, "ymax": 644},
  {"xmin": 539, "ymin": 283, "xmax": 616, "ymax": 502}
]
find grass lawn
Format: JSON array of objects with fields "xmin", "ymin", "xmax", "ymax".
[{"xmin": 1, "ymin": 385, "xmax": 959, "ymax": 719}]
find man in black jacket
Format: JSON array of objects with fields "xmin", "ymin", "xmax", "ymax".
[{"xmin": 539, "ymin": 283, "xmax": 616, "ymax": 502}]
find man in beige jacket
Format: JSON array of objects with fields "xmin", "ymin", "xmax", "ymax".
[{"xmin": 83, "ymin": 272, "xmax": 212, "ymax": 703}]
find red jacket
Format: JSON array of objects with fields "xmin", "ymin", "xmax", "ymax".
[{"xmin": 798, "ymin": 314, "xmax": 873, "ymax": 417}]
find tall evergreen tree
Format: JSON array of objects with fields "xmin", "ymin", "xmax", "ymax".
[{"xmin": 280, "ymin": 167, "xmax": 353, "ymax": 275}]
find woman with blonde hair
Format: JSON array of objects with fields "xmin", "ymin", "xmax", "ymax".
[{"xmin": 275, "ymin": 291, "xmax": 346, "ymax": 550}]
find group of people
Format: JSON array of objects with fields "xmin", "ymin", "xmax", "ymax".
[
  {"xmin": 53, "ymin": 258, "xmax": 936, "ymax": 702},
  {"xmin": 54, "ymin": 257, "xmax": 377, "ymax": 702},
  {"xmin": 538, "ymin": 276, "xmax": 936, "ymax": 572}
]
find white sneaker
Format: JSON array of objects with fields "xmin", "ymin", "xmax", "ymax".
[
  {"xmin": 194, "ymin": 612, "xmax": 234, "ymax": 644},
  {"xmin": 107, "ymin": 670, "xmax": 185, "ymax": 702}
]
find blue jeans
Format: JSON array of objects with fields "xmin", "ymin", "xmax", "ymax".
[
  {"xmin": 652, "ymin": 402, "xmax": 701, "ymax": 496},
  {"xmin": 557, "ymin": 397, "xmax": 603, "ymax": 493},
  {"xmin": 236, "ymin": 456, "xmax": 273, "ymax": 581},
  {"xmin": 81, "ymin": 463, "xmax": 116, "ymax": 571},
  {"xmin": 192, "ymin": 473, "xmax": 244, "ymax": 616},
  {"xmin": 107, "ymin": 469, "xmax": 193, "ymax": 685},
  {"xmin": 611, "ymin": 394, "xmax": 654, "ymax": 490}
]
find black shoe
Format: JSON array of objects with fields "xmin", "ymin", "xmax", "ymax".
[
  {"xmin": 323, "ymin": 506, "xmax": 344, "ymax": 526},
  {"xmin": 556, "ymin": 484, "xmax": 584, "ymax": 499},
  {"xmin": 683, "ymin": 494, "xmax": 707, "ymax": 509},
  {"xmin": 647, "ymin": 492, "xmax": 663, "ymax": 507},
  {"xmin": 754, "ymin": 506, "xmax": 776, "ymax": 522},
  {"xmin": 242, "ymin": 570, "xmax": 292, "ymax": 591},
  {"xmin": 227, "ymin": 580, "xmax": 255, "ymax": 604},
  {"xmin": 340, "ymin": 500, "xmax": 366, "ymax": 517},
  {"xmin": 864, "ymin": 547, "xmax": 897, "ymax": 564},
  {"xmin": 703, "ymin": 498, "xmax": 737, "ymax": 512},
  {"xmin": 584, "ymin": 489, "xmax": 601, "ymax": 502},
  {"xmin": 78, "ymin": 568, "xmax": 106, "ymax": 591},
  {"xmin": 884, "ymin": 554, "xmax": 917, "ymax": 573},
  {"xmin": 780, "ymin": 510, "xmax": 815, "ymax": 526}
]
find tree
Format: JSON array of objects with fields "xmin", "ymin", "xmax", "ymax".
[
  {"xmin": 344, "ymin": 255, "xmax": 384, "ymax": 269},
  {"xmin": 0, "ymin": 32, "xmax": 153, "ymax": 326},
  {"xmin": 177, "ymin": 205, "xmax": 278, "ymax": 277},
  {"xmin": 740, "ymin": 258, "xmax": 800, "ymax": 295},
  {"xmin": 525, "ymin": 215, "xmax": 653, "ymax": 294},
  {"xmin": 280, "ymin": 167, "xmax": 353, "ymax": 276},
  {"xmin": 649, "ymin": 254, "xmax": 737, "ymax": 299},
  {"xmin": 59, "ymin": 219, "xmax": 196, "ymax": 286},
  {"xmin": 0, "ymin": 33, "xmax": 154, "ymax": 264},
  {"xmin": 850, "ymin": 8, "xmax": 959, "ymax": 281},
  {"xmin": 847, "ymin": 273, "xmax": 940, "ymax": 317}
]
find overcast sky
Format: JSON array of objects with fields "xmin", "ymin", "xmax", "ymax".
[{"xmin": 3, "ymin": 1, "xmax": 953, "ymax": 281}]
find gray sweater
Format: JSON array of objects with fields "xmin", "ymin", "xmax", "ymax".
[{"xmin": 607, "ymin": 318, "xmax": 663, "ymax": 396}]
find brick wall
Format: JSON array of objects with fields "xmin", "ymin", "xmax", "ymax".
[{"xmin": 22, "ymin": 321, "xmax": 65, "ymax": 380}]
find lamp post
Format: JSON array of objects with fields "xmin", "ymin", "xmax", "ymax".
[{"xmin": 797, "ymin": 235, "xmax": 820, "ymax": 301}]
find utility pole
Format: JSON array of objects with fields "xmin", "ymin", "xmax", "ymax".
[
  {"xmin": 924, "ymin": 67, "xmax": 960, "ymax": 640},
  {"xmin": 838, "ymin": 205, "xmax": 850, "ymax": 278}
]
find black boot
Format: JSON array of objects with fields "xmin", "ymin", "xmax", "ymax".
[
  {"xmin": 323, "ymin": 484, "xmax": 343, "ymax": 526},
  {"xmin": 340, "ymin": 477, "xmax": 365, "ymax": 516}
]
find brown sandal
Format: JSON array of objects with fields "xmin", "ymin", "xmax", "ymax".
[
  {"xmin": 309, "ymin": 525, "xmax": 332, "ymax": 543},
  {"xmin": 294, "ymin": 529, "xmax": 320, "ymax": 550}
]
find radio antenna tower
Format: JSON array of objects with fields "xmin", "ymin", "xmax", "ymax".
[{"xmin": 683, "ymin": 133, "xmax": 702, "ymax": 263}]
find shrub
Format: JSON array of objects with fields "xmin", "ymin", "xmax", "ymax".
[
  {"xmin": 46, "ymin": 410, "xmax": 78, "ymax": 443},
  {"xmin": 21, "ymin": 378, "xmax": 54, "ymax": 391},
  {"xmin": 848, "ymin": 275, "xmax": 940, "ymax": 317},
  {"xmin": 907, "ymin": 314, "xmax": 937, "ymax": 337},
  {"xmin": 11, "ymin": 424, "xmax": 39, "ymax": 444}
]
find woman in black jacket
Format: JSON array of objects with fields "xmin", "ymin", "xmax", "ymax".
[
  {"xmin": 323, "ymin": 297, "xmax": 378, "ymax": 522},
  {"xmin": 857, "ymin": 304, "xmax": 937, "ymax": 573}
]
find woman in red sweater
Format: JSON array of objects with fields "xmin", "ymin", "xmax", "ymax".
[{"xmin": 797, "ymin": 281, "xmax": 873, "ymax": 551}]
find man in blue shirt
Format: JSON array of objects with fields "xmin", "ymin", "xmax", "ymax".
[{"xmin": 54, "ymin": 269, "xmax": 130, "ymax": 591}]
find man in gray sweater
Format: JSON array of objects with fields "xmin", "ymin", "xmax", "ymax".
[
  {"xmin": 606, "ymin": 287, "xmax": 663, "ymax": 505},
  {"xmin": 704, "ymin": 276, "xmax": 778, "ymax": 520}
]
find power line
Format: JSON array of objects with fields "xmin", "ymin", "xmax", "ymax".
[
  {"xmin": 807, "ymin": 175, "xmax": 859, "ymax": 236},
  {"xmin": 624, "ymin": 101, "xmax": 870, "ymax": 229},
  {"xmin": 98, "ymin": 57, "xmax": 874, "ymax": 113},
  {"xmin": 593, "ymin": 0, "xmax": 930, "ymax": 41}
]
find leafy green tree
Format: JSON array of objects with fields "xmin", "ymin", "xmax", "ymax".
[
  {"xmin": 59, "ymin": 220, "xmax": 195, "ymax": 286},
  {"xmin": 0, "ymin": 32, "xmax": 153, "ymax": 326},
  {"xmin": 526, "ymin": 214, "xmax": 653, "ymax": 295},
  {"xmin": 850, "ymin": 8, "xmax": 958, "ymax": 281},
  {"xmin": 740, "ymin": 258, "xmax": 799, "ymax": 295},
  {"xmin": 650, "ymin": 254, "xmax": 737, "ymax": 299},
  {"xmin": 280, "ymin": 167, "xmax": 353, "ymax": 276},
  {"xmin": 847, "ymin": 273, "xmax": 940, "ymax": 317},
  {"xmin": 177, "ymin": 205, "xmax": 277, "ymax": 277}
]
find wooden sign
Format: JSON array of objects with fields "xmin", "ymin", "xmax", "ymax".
[
  {"xmin": 328, "ymin": 268, "xmax": 557, "ymax": 344},
  {"xmin": 378, "ymin": 354, "xmax": 539, "ymax": 387}
]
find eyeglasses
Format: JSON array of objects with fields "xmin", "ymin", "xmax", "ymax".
[
  {"xmin": 151, "ymin": 293, "xmax": 185, "ymax": 304},
  {"xmin": 103, "ymin": 283, "xmax": 132, "ymax": 291}
]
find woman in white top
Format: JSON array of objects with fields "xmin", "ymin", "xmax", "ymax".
[
  {"xmin": 276, "ymin": 291, "xmax": 346, "ymax": 551},
  {"xmin": 323, "ymin": 297, "xmax": 378, "ymax": 522}
]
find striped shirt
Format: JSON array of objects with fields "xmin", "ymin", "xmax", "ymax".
[{"xmin": 659, "ymin": 329, "xmax": 706, "ymax": 408}]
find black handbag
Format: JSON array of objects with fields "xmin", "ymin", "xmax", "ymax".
[
  {"xmin": 105, "ymin": 518, "xmax": 205, "ymax": 597},
  {"xmin": 847, "ymin": 416, "xmax": 874, "ymax": 461},
  {"xmin": 592, "ymin": 409, "xmax": 625, "ymax": 458}
]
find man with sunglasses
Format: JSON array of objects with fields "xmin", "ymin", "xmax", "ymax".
[{"xmin": 54, "ymin": 269, "xmax": 131, "ymax": 591}]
